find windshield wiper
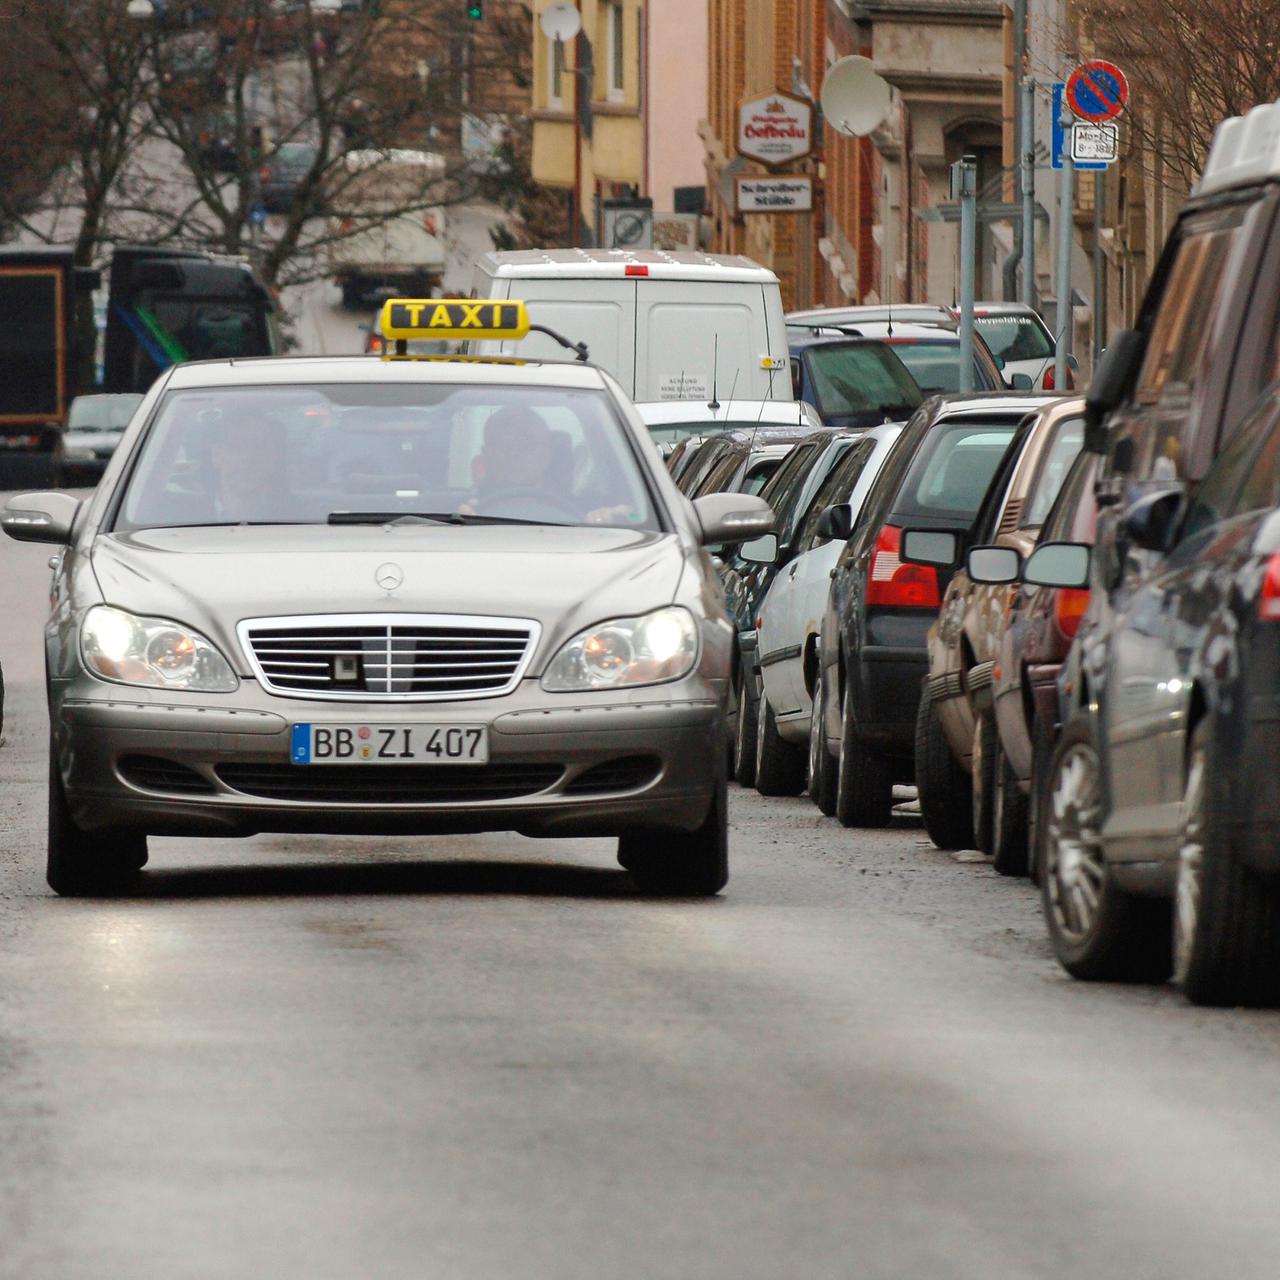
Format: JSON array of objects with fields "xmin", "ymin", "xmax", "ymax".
[
  {"xmin": 328, "ymin": 511, "xmax": 453, "ymax": 526},
  {"xmin": 327, "ymin": 511, "xmax": 570, "ymax": 528}
]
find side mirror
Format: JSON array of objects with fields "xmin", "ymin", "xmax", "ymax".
[
  {"xmin": 900, "ymin": 528, "xmax": 959, "ymax": 569},
  {"xmin": 967, "ymin": 545, "xmax": 1020, "ymax": 583},
  {"xmin": 1023, "ymin": 541, "xmax": 1090, "ymax": 588},
  {"xmin": 814, "ymin": 502, "xmax": 853, "ymax": 541},
  {"xmin": 1008, "ymin": 372, "xmax": 1034, "ymax": 391},
  {"xmin": 739, "ymin": 532, "xmax": 779, "ymax": 565},
  {"xmin": 1122, "ymin": 485, "xmax": 1184, "ymax": 553},
  {"xmin": 1, "ymin": 491, "xmax": 80, "ymax": 545},
  {"xmin": 692, "ymin": 492, "xmax": 775, "ymax": 547},
  {"xmin": 1068, "ymin": 353, "xmax": 1080, "ymax": 371},
  {"xmin": 1084, "ymin": 328, "xmax": 1142, "ymax": 450}
]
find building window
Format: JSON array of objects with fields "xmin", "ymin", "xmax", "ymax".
[
  {"xmin": 607, "ymin": 1, "xmax": 624, "ymax": 102},
  {"xmin": 548, "ymin": 34, "xmax": 565, "ymax": 109}
]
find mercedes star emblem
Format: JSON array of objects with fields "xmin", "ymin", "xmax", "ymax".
[{"xmin": 375, "ymin": 562, "xmax": 405, "ymax": 592}]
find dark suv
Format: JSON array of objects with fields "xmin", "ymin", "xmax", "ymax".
[
  {"xmin": 1027, "ymin": 108, "xmax": 1280, "ymax": 997},
  {"xmin": 815, "ymin": 394, "xmax": 1049, "ymax": 826}
]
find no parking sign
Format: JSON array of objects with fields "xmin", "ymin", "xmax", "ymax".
[{"xmin": 1065, "ymin": 60, "xmax": 1129, "ymax": 122}]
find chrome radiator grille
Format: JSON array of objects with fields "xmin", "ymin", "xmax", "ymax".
[{"xmin": 239, "ymin": 614, "xmax": 539, "ymax": 701}]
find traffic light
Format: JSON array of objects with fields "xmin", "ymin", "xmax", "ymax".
[{"xmin": 466, "ymin": 0, "xmax": 482, "ymax": 17}]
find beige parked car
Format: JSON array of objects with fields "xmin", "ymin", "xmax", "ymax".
[{"xmin": 911, "ymin": 397, "xmax": 1085, "ymax": 863}]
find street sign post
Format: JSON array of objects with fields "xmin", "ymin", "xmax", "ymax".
[{"xmin": 1065, "ymin": 59, "xmax": 1129, "ymax": 122}]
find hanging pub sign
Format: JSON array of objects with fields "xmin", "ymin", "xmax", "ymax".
[{"xmin": 736, "ymin": 91, "xmax": 815, "ymax": 167}]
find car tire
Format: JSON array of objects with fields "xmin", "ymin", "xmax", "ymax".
[
  {"xmin": 807, "ymin": 670, "xmax": 837, "ymax": 817},
  {"xmin": 620, "ymin": 754, "xmax": 728, "ymax": 897},
  {"xmin": 755, "ymin": 690, "xmax": 805, "ymax": 796},
  {"xmin": 834, "ymin": 680, "xmax": 892, "ymax": 828},
  {"xmin": 971, "ymin": 711, "xmax": 997, "ymax": 854},
  {"xmin": 1174, "ymin": 723, "xmax": 1280, "ymax": 1006},
  {"xmin": 990, "ymin": 730, "xmax": 1030, "ymax": 877},
  {"xmin": 1040, "ymin": 714, "xmax": 1171, "ymax": 982},
  {"xmin": 914, "ymin": 681, "xmax": 974, "ymax": 850},
  {"xmin": 732, "ymin": 658, "xmax": 758, "ymax": 789},
  {"xmin": 47, "ymin": 750, "xmax": 146, "ymax": 897}
]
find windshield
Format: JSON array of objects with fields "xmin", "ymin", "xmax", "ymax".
[
  {"xmin": 887, "ymin": 340, "xmax": 998, "ymax": 394},
  {"xmin": 116, "ymin": 384, "xmax": 660, "ymax": 532},
  {"xmin": 804, "ymin": 343, "xmax": 922, "ymax": 424},
  {"xmin": 974, "ymin": 314, "xmax": 1053, "ymax": 362}
]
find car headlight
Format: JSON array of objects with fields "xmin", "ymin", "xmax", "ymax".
[
  {"xmin": 541, "ymin": 606, "xmax": 699, "ymax": 692},
  {"xmin": 81, "ymin": 605, "xmax": 238, "ymax": 692}
]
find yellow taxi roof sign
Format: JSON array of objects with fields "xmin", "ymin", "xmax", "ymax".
[{"xmin": 379, "ymin": 298, "xmax": 530, "ymax": 342}]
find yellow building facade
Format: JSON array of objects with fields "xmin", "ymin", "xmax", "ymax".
[{"xmin": 530, "ymin": 0, "xmax": 646, "ymax": 243}]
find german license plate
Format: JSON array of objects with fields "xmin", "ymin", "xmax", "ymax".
[{"xmin": 290, "ymin": 724, "xmax": 489, "ymax": 765}]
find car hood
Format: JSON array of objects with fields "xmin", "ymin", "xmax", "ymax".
[{"xmin": 91, "ymin": 524, "xmax": 687, "ymax": 675}]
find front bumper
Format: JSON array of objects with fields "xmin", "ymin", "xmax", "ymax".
[{"xmin": 54, "ymin": 676, "xmax": 724, "ymax": 840}]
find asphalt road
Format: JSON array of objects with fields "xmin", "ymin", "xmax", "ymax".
[{"xmin": 5, "ymin": 520, "xmax": 1280, "ymax": 1279}]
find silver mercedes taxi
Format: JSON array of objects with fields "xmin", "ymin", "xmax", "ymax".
[{"xmin": 3, "ymin": 300, "xmax": 774, "ymax": 897}]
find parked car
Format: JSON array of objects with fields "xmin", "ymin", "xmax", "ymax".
[
  {"xmin": 910, "ymin": 397, "xmax": 1083, "ymax": 863},
  {"xmin": 1026, "ymin": 392, "xmax": 1280, "ymax": 1002},
  {"xmin": 665, "ymin": 434, "xmax": 711, "ymax": 483},
  {"xmin": 786, "ymin": 331, "xmax": 923, "ymax": 427},
  {"xmin": 814, "ymin": 394, "xmax": 1050, "ymax": 827},
  {"xmin": 787, "ymin": 304, "xmax": 957, "ymax": 328},
  {"xmin": 754, "ymin": 423, "xmax": 903, "ymax": 806},
  {"xmin": 982, "ymin": 447, "xmax": 1101, "ymax": 880},
  {"xmin": 972, "ymin": 302, "xmax": 1074, "ymax": 392},
  {"xmin": 1024, "ymin": 95, "xmax": 1280, "ymax": 995},
  {"xmin": 790, "ymin": 322, "xmax": 1007, "ymax": 395},
  {"xmin": 719, "ymin": 431, "xmax": 868, "ymax": 787},
  {"xmin": 60, "ymin": 393, "xmax": 145, "ymax": 484},
  {"xmin": 258, "ymin": 142, "xmax": 321, "ymax": 214},
  {"xmin": 675, "ymin": 425, "xmax": 819, "ymax": 501},
  {"xmin": 637, "ymin": 399, "xmax": 822, "ymax": 458}
]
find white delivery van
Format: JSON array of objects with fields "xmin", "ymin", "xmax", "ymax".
[{"xmin": 468, "ymin": 249, "xmax": 793, "ymax": 401}]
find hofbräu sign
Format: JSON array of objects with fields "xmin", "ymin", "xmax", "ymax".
[{"xmin": 736, "ymin": 91, "xmax": 814, "ymax": 167}]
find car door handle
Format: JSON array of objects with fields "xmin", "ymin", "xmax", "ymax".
[
  {"xmin": 829, "ymin": 568, "xmax": 837, "ymax": 580},
  {"xmin": 788, "ymin": 564, "xmax": 798, "ymax": 578}
]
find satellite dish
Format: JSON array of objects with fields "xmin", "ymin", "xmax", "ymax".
[
  {"xmin": 539, "ymin": 2, "xmax": 582, "ymax": 42},
  {"xmin": 821, "ymin": 55, "xmax": 892, "ymax": 138}
]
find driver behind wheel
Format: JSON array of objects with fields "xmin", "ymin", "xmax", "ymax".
[{"xmin": 459, "ymin": 407, "xmax": 631, "ymax": 525}]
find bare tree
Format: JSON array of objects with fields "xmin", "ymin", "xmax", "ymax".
[{"xmin": 1076, "ymin": 0, "xmax": 1280, "ymax": 190}]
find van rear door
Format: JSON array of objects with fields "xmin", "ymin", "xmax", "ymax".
[
  {"xmin": 481, "ymin": 278, "xmax": 637, "ymax": 393},
  {"xmin": 634, "ymin": 282, "xmax": 789, "ymax": 402}
]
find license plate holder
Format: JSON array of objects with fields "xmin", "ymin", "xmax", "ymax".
[{"xmin": 291, "ymin": 724, "xmax": 489, "ymax": 765}]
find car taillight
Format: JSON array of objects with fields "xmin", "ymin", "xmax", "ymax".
[
  {"xmin": 1043, "ymin": 365, "xmax": 1074, "ymax": 391},
  {"xmin": 1054, "ymin": 587, "xmax": 1090, "ymax": 638},
  {"xmin": 259, "ymin": 165, "xmax": 270, "ymax": 181},
  {"xmin": 866, "ymin": 524, "xmax": 941, "ymax": 608},
  {"xmin": 1259, "ymin": 553, "xmax": 1280, "ymax": 620},
  {"xmin": 423, "ymin": 214, "xmax": 437, "ymax": 234}
]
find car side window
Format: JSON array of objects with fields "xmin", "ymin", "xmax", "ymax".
[
  {"xmin": 794, "ymin": 440, "xmax": 875, "ymax": 554},
  {"xmin": 1126, "ymin": 206, "xmax": 1247, "ymax": 479},
  {"xmin": 759, "ymin": 443, "xmax": 819, "ymax": 517},
  {"xmin": 1181, "ymin": 397, "xmax": 1280, "ymax": 537}
]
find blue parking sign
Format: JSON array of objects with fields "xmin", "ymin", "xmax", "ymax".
[{"xmin": 1051, "ymin": 83, "xmax": 1106, "ymax": 171}]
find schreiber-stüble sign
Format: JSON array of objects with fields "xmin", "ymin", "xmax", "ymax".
[
  {"xmin": 736, "ymin": 91, "xmax": 814, "ymax": 167},
  {"xmin": 736, "ymin": 177, "xmax": 813, "ymax": 213}
]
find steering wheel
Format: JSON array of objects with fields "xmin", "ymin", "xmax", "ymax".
[{"xmin": 471, "ymin": 487, "xmax": 581, "ymax": 521}]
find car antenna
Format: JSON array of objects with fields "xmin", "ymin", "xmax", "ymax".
[
  {"xmin": 746, "ymin": 362, "xmax": 778, "ymax": 463},
  {"xmin": 886, "ymin": 302, "xmax": 893, "ymax": 338},
  {"xmin": 708, "ymin": 335, "xmax": 720, "ymax": 411}
]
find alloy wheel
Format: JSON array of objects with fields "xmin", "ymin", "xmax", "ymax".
[
  {"xmin": 1173, "ymin": 745, "xmax": 1207, "ymax": 986},
  {"xmin": 1044, "ymin": 742, "xmax": 1106, "ymax": 945}
]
